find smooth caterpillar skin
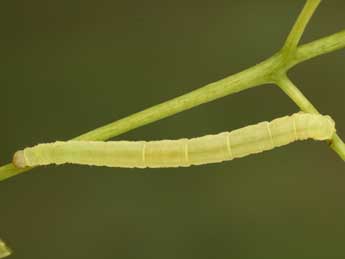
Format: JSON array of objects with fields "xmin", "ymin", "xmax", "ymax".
[{"xmin": 13, "ymin": 113, "xmax": 335, "ymax": 169}]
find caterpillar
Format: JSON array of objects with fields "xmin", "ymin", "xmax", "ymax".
[
  {"xmin": 13, "ymin": 113, "xmax": 335, "ymax": 169},
  {"xmin": 0, "ymin": 239, "xmax": 11, "ymax": 259}
]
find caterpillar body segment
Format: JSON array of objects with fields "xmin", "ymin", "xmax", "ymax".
[{"xmin": 13, "ymin": 113, "xmax": 336, "ymax": 169}]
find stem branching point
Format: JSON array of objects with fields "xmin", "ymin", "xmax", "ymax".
[{"xmin": 1, "ymin": 0, "xmax": 344, "ymax": 183}]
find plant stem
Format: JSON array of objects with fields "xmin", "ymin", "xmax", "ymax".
[
  {"xmin": 282, "ymin": 0, "xmax": 322, "ymax": 58},
  {"xmin": 292, "ymin": 30, "xmax": 345, "ymax": 67},
  {"xmin": 330, "ymin": 135, "xmax": 345, "ymax": 161},
  {"xmin": 0, "ymin": 164, "xmax": 30, "ymax": 182},
  {"xmin": 1, "ymin": 28, "xmax": 345, "ymax": 181},
  {"xmin": 75, "ymin": 57, "xmax": 275, "ymax": 141},
  {"xmin": 276, "ymin": 75, "xmax": 345, "ymax": 160},
  {"xmin": 275, "ymin": 75, "xmax": 319, "ymax": 113},
  {"xmin": 74, "ymin": 27, "xmax": 345, "ymax": 142}
]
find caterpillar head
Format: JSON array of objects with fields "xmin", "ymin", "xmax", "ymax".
[{"xmin": 12, "ymin": 151, "xmax": 27, "ymax": 169}]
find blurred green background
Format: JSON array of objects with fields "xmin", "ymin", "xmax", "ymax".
[{"xmin": 1, "ymin": 0, "xmax": 344, "ymax": 258}]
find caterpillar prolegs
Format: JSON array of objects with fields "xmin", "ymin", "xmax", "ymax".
[{"xmin": 13, "ymin": 113, "xmax": 335, "ymax": 169}]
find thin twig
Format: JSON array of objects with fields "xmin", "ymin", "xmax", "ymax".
[
  {"xmin": 282, "ymin": 0, "xmax": 322, "ymax": 58},
  {"xmin": 275, "ymin": 75, "xmax": 345, "ymax": 160},
  {"xmin": 291, "ymin": 30, "xmax": 345, "ymax": 67},
  {"xmin": 1, "ymin": 1, "xmax": 344, "ymax": 181}
]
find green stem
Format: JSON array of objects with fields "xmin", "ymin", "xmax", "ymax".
[
  {"xmin": 274, "ymin": 75, "xmax": 319, "ymax": 113},
  {"xmin": 0, "ymin": 164, "xmax": 30, "ymax": 182},
  {"xmin": 72, "ymin": 30, "xmax": 345, "ymax": 142},
  {"xmin": 330, "ymin": 135, "xmax": 345, "ymax": 161},
  {"xmin": 282, "ymin": 0, "xmax": 321, "ymax": 58},
  {"xmin": 275, "ymin": 75, "xmax": 345, "ymax": 160},
  {"xmin": 75, "ymin": 57, "xmax": 275, "ymax": 141},
  {"xmin": 1, "ymin": 6, "xmax": 345, "ymax": 181},
  {"xmin": 292, "ymin": 30, "xmax": 345, "ymax": 67},
  {"xmin": 2, "ymin": 1, "xmax": 344, "ymax": 257}
]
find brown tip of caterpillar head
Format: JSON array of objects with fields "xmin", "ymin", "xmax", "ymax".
[{"xmin": 12, "ymin": 150, "xmax": 27, "ymax": 169}]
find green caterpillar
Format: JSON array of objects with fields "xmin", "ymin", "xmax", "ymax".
[{"xmin": 13, "ymin": 113, "xmax": 335, "ymax": 169}]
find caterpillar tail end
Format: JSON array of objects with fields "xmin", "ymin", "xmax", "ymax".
[
  {"xmin": 12, "ymin": 151, "xmax": 27, "ymax": 169},
  {"xmin": 0, "ymin": 239, "xmax": 12, "ymax": 258}
]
